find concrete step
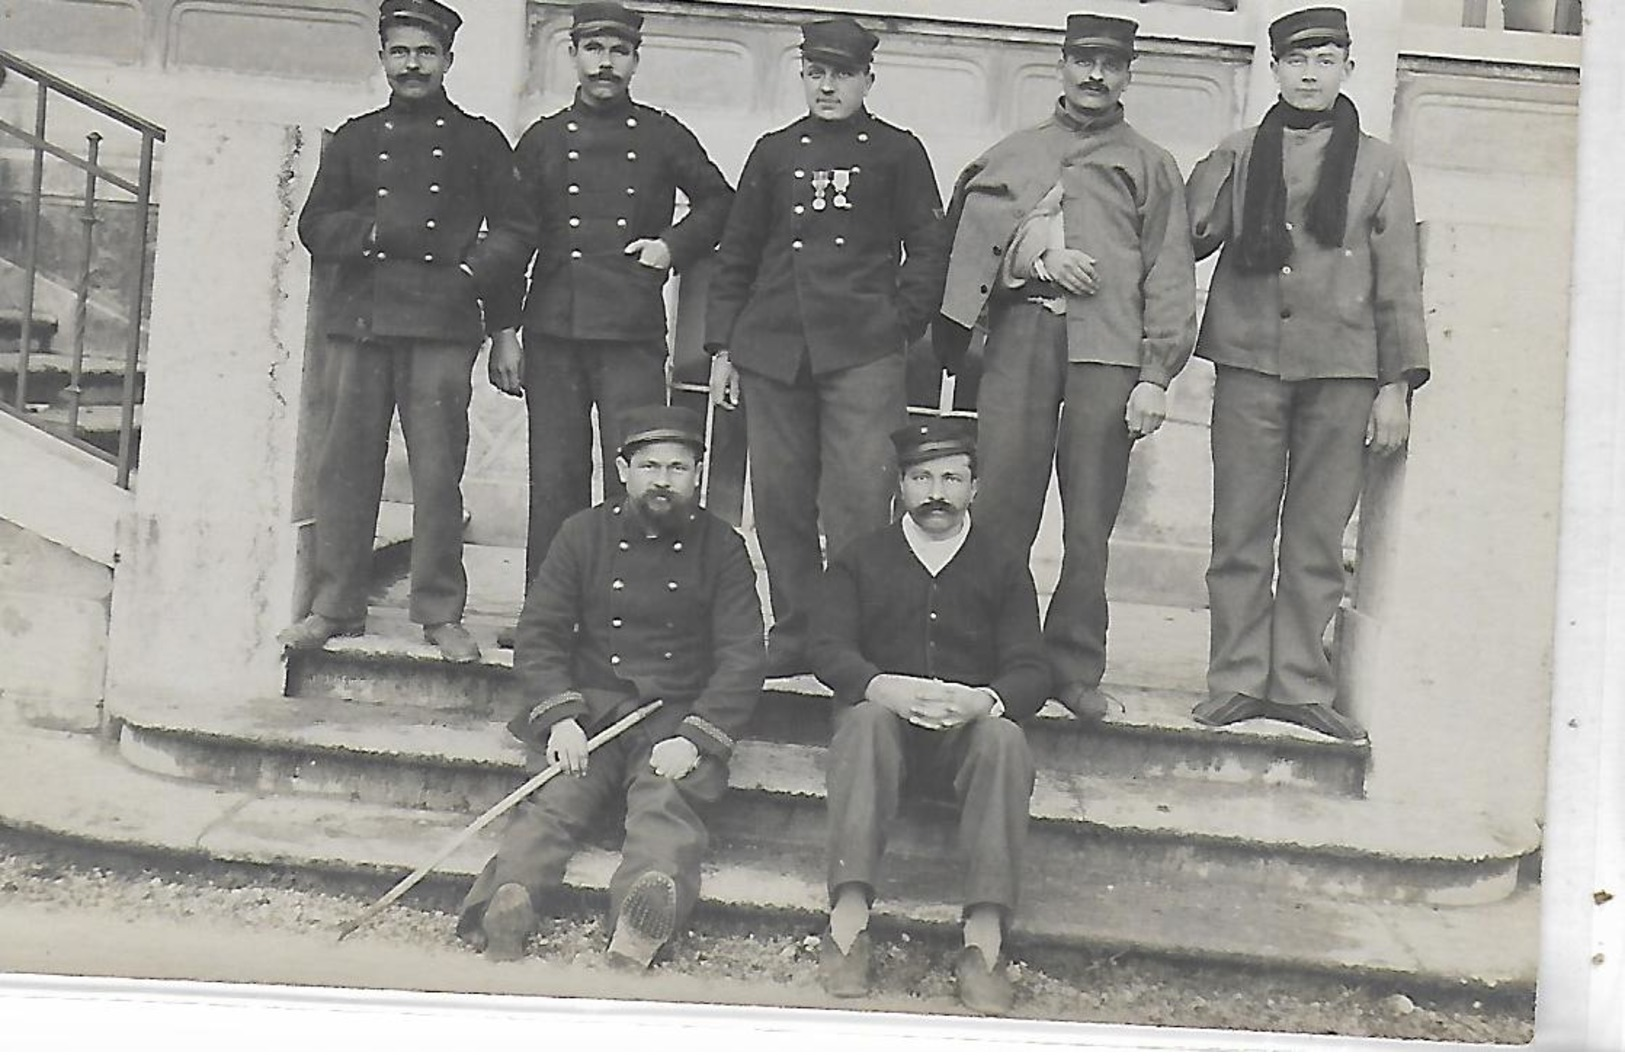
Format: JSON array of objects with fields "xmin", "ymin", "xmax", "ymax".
[
  {"xmin": 285, "ymin": 636, "xmax": 1368, "ymax": 797},
  {"xmin": 0, "ymin": 726, "xmax": 1538, "ymax": 994},
  {"xmin": 0, "ymin": 310, "xmax": 58, "ymax": 352},
  {"xmin": 110, "ymin": 694, "xmax": 1531, "ymax": 906},
  {"xmin": 0, "ymin": 350, "xmax": 144, "ymax": 406}
]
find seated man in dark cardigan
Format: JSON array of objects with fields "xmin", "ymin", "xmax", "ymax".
[{"xmin": 809, "ymin": 418, "xmax": 1050, "ymax": 1016}]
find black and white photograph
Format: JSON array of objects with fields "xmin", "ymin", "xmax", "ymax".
[{"xmin": 0, "ymin": 0, "xmax": 1618, "ymax": 1049}]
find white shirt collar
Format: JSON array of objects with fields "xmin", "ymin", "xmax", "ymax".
[{"xmin": 900, "ymin": 510, "xmax": 971, "ymax": 577}]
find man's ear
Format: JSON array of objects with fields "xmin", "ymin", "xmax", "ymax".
[{"xmin": 615, "ymin": 456, "xmax": 631, "ymax": 486}]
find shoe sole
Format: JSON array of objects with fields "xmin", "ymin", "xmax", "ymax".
[
  {"xmin": 423, "ymin": 629, "xmax": 481, "ymax": 664},
  {"xmin": 608, "ymin": 872, "xmax": 677, "ymax": 969},
  {"xmin": 481, "ymin": 884, "xmax": 536, "ymax": 962},
  {"xmin": 1192, "ymin": 694, "xmax": 1267, "ymax": 727},
  {"xmin": 955, "ymin": 948, "xmax": 1014, "ymax": 1015}
]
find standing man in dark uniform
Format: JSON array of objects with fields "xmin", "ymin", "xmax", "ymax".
[
  {"xmin": 496, "ymin": 1, "xmax": 734, "ymax": 646},
  {"xmin": 458, "ymin": 405, "xmax": 766, "ymax": 969},
  {"xmin": 706, "ymin": 17, "xmax": 948, "ymax": 676},
  {"xmin": 937, "ymin": 14, "xmax": 1197, "ymax": 720},
  {"xmin": 281, "ymin": 0, "xmax": 534, "ymax": 662},
  {"xmin": 810, "ymin": 419, "xmax": 1048, "ymax": 1015}
]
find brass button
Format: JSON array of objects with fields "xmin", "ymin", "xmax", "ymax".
[
  {"xmin": 377, "ymin": 188, "xmax": 389, "ymax": 197},
  {"xmin": 383, "ymin": 121, "xmax": 394, "ymax": 131},
  {"xmin": 425, "ymin": 219, "xmax": 436, "ymax": 229},
  {"xmin": 423, "ymin": 253, "xmax": 435, "ymax": 262},
  {"xmin": 794, "ymin": 204, "xmax": 805, "ymax": 215},
  {"xmin": 834, "ymin": 237, "xmax": 845, "ymax": 247},
  {"xmin": 610, "ymin": 654, "xmax": 622, "ymax": 664},
  {"xmin": 568, "ymin": 150, "xmax": 580, "ymax": 160},
  {"xmin": 667, "ymin": 581, "xmax": 679, "ymax": 591},
  {"xmin": 611, "ymin": 578, "xmax": 625, "ymax": 590},
  {"xmin": 799, "ymin": 135, "xmax": 811, "ymax": 145},
  {"xmin": 794, "ymin": 169, "xmax": 806, "ymax": 179},
  {"xmin": 627, "ymin": 151, "xmax": 638, "ymax": 161},
  {"xmin": 567, "ymin": 121, "xmax": 579, "ymax": 132},
  {"xmin": 611, "ymin": 617, "xmax": 624, "ymax": 627},
  {"xmin": 619, "ymin": 540, "xmax": 630, "ymax": 551},
  {"xmin": 627, "ymin": 117, "xmax": 638, "ymax": 128},
  {"xmin": 568, "ymin": 184, "xmax": 580, "ymax": 194},
  {"xmin": 791, "ymin": 239, "xmax": 803, "ymax": 250},
  {"xmin": 569, "ymin": 217, "xmax": 582, "ymax": 227},
  {"xmin": 429, "ymin": 183, "xmax": 440, "ymax": 193},
  {"xmin": 570, "ymin": 249, "xmax": 583, "ymax": 259},
  {"xmin": 857, "ymin": 132, "xmax": 869, "ymax": 143},
  {"xmin": 378, "ymin": 152, "xmax": 389, "ymax": 161},
  {"xmin": 617, "ymin": 218, "xmax": 628, "ymax": 227},
  {"xmin": 435, "ymin": 118, "xmax": 446, "ymax": 128},
  {"xmin": 432, "ymin": 148, "xmax": 443, "ymax": 158},
  {"xmin": 672, "ymin": 541, "xmax": 683, "ymax": 551}
]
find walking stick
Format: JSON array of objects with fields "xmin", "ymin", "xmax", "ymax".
[
  {"xmin": 336, "ymin": 699, "xmax": 665, "ymax": 941},
  {"xmin": 700, "ymin": 395, "xmax": 717, "ymax": 508}
]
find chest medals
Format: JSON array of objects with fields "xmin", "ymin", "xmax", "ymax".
[{"xmin": 810, "ymin": 168, "xmax": 855, "ymax": 211}]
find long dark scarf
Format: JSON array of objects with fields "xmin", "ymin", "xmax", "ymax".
[{"xmin": 1236, "ymin": 93, "xmax": 1361, "ymax": 273}]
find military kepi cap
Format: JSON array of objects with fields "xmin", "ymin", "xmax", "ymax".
[
  {"xmin": 800, "ymin": 17, "xmax": 880, "ymax": 71},
  {"xmin": 1063, "ymin": 13, "xmax": 1138, "ymax": 58},
  {"xmin": 1269, "ymin": 6, "xmax": 1351, "ymax": 57},
  {"xmin": 379, "ymin": 0, "xmax": 461, "ymax": 48},
  {"xmin": 892, "ymin": 418, "xmax": 976, "ymax": 470},
  {"xmin": 619, "ymin": 404, "xmax": 705, "ymax": 457},
  {"xmin": 571, "ymin": 1, "xmax": 643, "ymax": 44}
]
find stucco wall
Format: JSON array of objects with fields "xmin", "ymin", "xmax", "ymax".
[{"xmin": 0, "ymin": 517, "xmax": 109, "ymax": 731}]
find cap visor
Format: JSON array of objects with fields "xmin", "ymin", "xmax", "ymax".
[
  {"xmin": 800, "ymin": 47, "xmax": 866, "ymax": 71},
  {"xmin": 571, "ymin": 21, "xmax": 641, "ymax": 42}
]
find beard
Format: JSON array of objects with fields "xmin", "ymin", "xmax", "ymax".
[{"xmin": 631, "ymin": 487, "xmax": 696, "ymax": 531}]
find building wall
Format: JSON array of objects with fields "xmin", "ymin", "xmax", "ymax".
[{"xmin": 0, "ymin": 517, "xmax": 110, "ymax": 731}]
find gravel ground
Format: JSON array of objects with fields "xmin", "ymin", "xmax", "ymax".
[{"xmin": 0, "ymin": 832, "xmax": 1532, "ymax": 1044}]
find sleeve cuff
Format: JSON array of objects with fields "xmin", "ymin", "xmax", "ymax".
[
  {"xmin": 984, "ymin": 689, "xmax": 1006, "ymax": 720},
  {"xmin": 679, "ymin": 714, "xmax": 737, "ymax": 758},
  {"xmin": 508, "ymin": 690, "xmax": 588, "ymax": 745}
]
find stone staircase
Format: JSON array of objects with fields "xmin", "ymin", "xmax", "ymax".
[
  {"xmin": 0, "ymin": 332, "xmax": 145, "ymax": 465},
  {"xmin": 6, "ymin": 536, "xmax": 1528, "ymax": 997}
]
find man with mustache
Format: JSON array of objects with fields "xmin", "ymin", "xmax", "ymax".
[
  {"xmin": 282, "ymin": 0, "xmax": 535, "ymax": 662},
  {"xmin": 494, "ymin": 1, "xmax": 733, "ymax": 647},
  {"xmin": 809, "ymin": 418, "xmax": 1049, "ymax": 1014},
  {"xmin": 458, "ymin": 404, "xmax": 766, "ymax": 968},
  {"xmin": 936, "ymin": 13, "xmax": 1197, "ymax": 722},
  {"xmin": 706, "ymin": 17, "xmax": 948, "ymax": 677},
  {"xmin": 1185, "ymin": 7, "xmax": 1428, "ymax": 740}
]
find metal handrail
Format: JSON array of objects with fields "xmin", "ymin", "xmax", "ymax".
[{"xmin": 0, "ymin": 48, "xmax": 164, "ymax": 488}]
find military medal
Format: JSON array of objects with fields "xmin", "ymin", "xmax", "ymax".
[
  {"xmin": 811, "ymin": 169, "xmax": 831, "ymax": 211},
  {"xmin": 831, "ymin": 168, "xmax": 852, "ymax": 210}
]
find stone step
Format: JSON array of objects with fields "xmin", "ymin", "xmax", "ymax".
[
  {"xmin": 285, "ymin": 636, "xmax": 1368, "ymax": 797},
  {"xmin": 0, "ymin": 726, "xmax": 1538, "ymax": 993},
  {"xmin": 0, "ymin": 310, "xmax": 59, "ymax": 351},
  {"xmin": 0, "ymin": 350, "xmax": 144, "ymax": 406},
  {"xmin": 110, "ymin": 694, "xmax": 1530, "ymax": 906}
]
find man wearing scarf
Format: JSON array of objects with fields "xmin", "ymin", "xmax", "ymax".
[
  {"xmin": 1185, "ymin": 7, "xmax": 1429, "ymax": 741},
  {"xmin": 936, "ymin": 14, "xmax": 1197, "ymax": 723},
  {"xmin": 283, "ymin": 0, "xmax": 535, "ymax": 663}
]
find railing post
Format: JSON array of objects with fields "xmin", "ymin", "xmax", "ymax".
[
  {"xmin": 116, "ymin": 132, "xmax": 156, "ymax": 488},
  {"xmin": 15, "ymin": 80, "xmax": 48, "ymax": 411},
  {"xmin": 67, "ymin": 131, "xmax": 103, "ymax": 438}
]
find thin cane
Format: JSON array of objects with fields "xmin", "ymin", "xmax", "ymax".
[
  {"xmin": 700, "ymin": 396, "xmax": 717, "ymax": 508},
  {"xmin": 336, "ymin": 699, "xmax": 665, "ymax": 941}
]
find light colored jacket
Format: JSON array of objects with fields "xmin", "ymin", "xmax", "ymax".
[{"xmin": 1186, "ymin": 124, "xmax": 1430, "ymax": 386}]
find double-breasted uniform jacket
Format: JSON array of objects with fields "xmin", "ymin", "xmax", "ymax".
[
  {"xmin": 298, "ymin": 89, "xmax": 534, "ymax": 344},
  {"xmin": 512, "ymin": 91, "xmax": 734, "ymax": 342},
  {"xmin": 809, "ymin": 522, "xmax": 1052, "ymax": 722},
  {"xmin": 705, "ymin": 109, "xmax": 948, "ymax": 383},
  {"xmin": 935, "ymin": 103, "xmax": 1197, "ymax": 387},
  {"xmin": 509, "ymin": 501, "xmax": 766, "ymax": 759},
  {"xmin": 1186, "ymin": 124, "xmax": 1430, "ymax": 386}
]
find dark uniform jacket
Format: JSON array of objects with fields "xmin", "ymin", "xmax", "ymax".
[
  {"xmin": 936, "ymin": 103, "xmax": 1197, "ymax": 387},
  {"xmin": 809, "ymin": 521, "xmax": 1052, "ymax": 722},
  {"xmin": 512, "ymin": 92, "xmax": 733, "ymax": 342},
  {"xmin": 705, "ymin": 109, "xmax": 947, "ymax": 383},
  {"xmin": 1186, "ymin": 124, "xmax": 1430, "ymax": 386},
  {"xmin": 510, "ymin": 500, "xmax": 766, "ymax": 760},
  {"xmin": 299, "ymin": 89, "xmax": 535, "ymax": 344}
]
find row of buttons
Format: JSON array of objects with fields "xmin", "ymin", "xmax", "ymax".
[
  {"xmin": 610, "ymin": 578, "xmax": 683, "ymax": 590},
  {"xmin": 376, "ymin": 184, "xmax": 441, "ymax": 197},
  {"xmin": 567, "ymin": 117, "xmax": 639, "ymax": 131},
  {"xmin": 382, "ymin": 118, "xmax": 447, "ymax": 131}
]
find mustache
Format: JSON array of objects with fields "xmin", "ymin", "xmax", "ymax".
[
  {"xmin": 912, "ymin": 499, "xmax": 955, "ymax": 516},
  {"xmin": 589, "ymin": 72, "xmax": 623, "ymax": 82}
]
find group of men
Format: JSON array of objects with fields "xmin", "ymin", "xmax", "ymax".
[{"xmin": 282, "ymin": 0, "xmax": 1429, "ymax": 1017}]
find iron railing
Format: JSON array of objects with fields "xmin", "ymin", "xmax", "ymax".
[{"xmin": 0, "ymin": 48, "xmax": 164, "ymax": 488}]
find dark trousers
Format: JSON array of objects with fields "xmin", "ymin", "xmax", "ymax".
[
  {"xmin": 973, "ymin": 302, "xmax": 1138, "ymax": 690},
  {"xmin": 311, "ymin": 336, "xmax": 479, "ymax": 627},
  {"xmin": 1207, "ymin": 366, "xmax": 1376, "ymax": 705},
  {"xmin": 457, "ymin": 732, "xmax": 728, "ymax": 940},
  {"xmin": 738, "ymin": 355, "xmax": 906, "ymax": 657},
  {"xmin": 825, "ymin": 701, "xmax": 1035, "ymax": 916},
  {"xmin": 521, "ymin": 334, "xmax": 668, "ymax": 587}
]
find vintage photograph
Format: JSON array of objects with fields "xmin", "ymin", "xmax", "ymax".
[{"xmin": 0, "ymin": 0, "xmax": 1591, "ymax": 1046}]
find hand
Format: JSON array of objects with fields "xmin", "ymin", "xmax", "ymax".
[
  {"xmin": 709, "ymin": 350, "xmax": 741, "ymax": 410},
  {"xmin": 624, "ymin": 237, "xmax": 673, "ymax": 272},
  {"xmin": 1125, "ymin": 381, "xmax": 1168, "ymax": 441},
  {"xmin": 866, "ymin": 675, "xmax": 992, "ymax": 731},
  {"xmin": 649, "ymin": 736, "xmax": 701, "ymax": 780},
  {"xmin": 1039, "ymin": 247, "xmax": 1099, "ymax": 297},
  {"xmin": 487, "ymin": 329, "xmax": 523, "ymax": 397},
  {"xmin": 546, "ymin": 719, "xmax": 589, "ymax": 776},
  {"xmin": 1366, "ymin": 382, "xmax": 1411, "ymax": 457}
]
